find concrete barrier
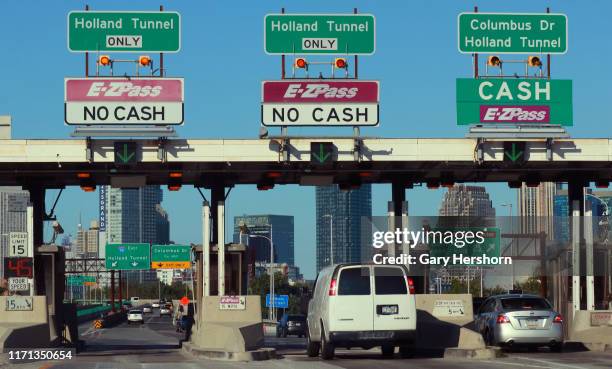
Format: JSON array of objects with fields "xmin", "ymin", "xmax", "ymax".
[
  {"xmin": 0, "ymin": 296, "xmax": 52, "ymax": 349},
  {"xmin": 569, "ymin": 310, "xmax": 612, "ymax": 349},
  {"xmin": 187, "ymin": 296, "xmax": 271, "ymax": 361},
  {"xmin": 414, "ymin": 294, "xmax": 498, "ymax": 359}
]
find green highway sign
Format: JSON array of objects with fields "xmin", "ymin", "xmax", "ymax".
[
  {"xmin": 264, "ymin": 14, "xmax": 375, "ymax": 55},
  {"xmin": 430, "ymin": 228, "xmax": 501, "ymax": 266},
  {"xmin": 456, "ymin": 78, "xmax": 573, "ymax": 126},
  {"xmin": 458, "ymin": 13, "xmax": 567, "ymax": 54},
  {"xmin": 151, "ymin": 245, "xmax": 191, "ymax": 269},
  {"xmin": 114, "ymin": 142, "xmax": 138, "ymax": 165},
  {"xmin": 67, "ymin": 275, "xmax": 95, "ymax": 286},
  {"xmin": 504, "ymin": 142, "xmax": 527, "ymax": 164},
  {"xmin": 105, "ymin": 243, "xmax": 150, "ymax": 270},
  {"xmin": 310, "ymin": 142, "xmax": 334, "ymax": 165},
  {"xmin": 68, "ymin": 11, "xmax": 181, "ymax": 52}
]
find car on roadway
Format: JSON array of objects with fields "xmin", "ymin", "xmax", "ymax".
[
  {"xmin": 277, "ymin": 314, "xmax": 307, "ymax": 338},
  {"xmin": 142, "ymin": 306, "xmax": 152, "ymax": 314},
  {"xmin": 160, "ymin": 306, "xmax": 172, "ymax": 316},
  {"xmin": 306, "ymin": 263, "xmax": 417, "ymax": 360},
  {"xmin": 475, "ymin": 294, "xmax": 563, "ymax": 351},
  {"xmin": 152, "ymin": 301, "xmax": 160, "ymax": 308},
  {"xmin": 127, "ymin": 309, "xmax": 144, "ymax": 325}
]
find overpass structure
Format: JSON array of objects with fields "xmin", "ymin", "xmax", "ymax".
[
  {"xmin": 1, "ymin": 136, "xmax": 610, "ymax": 350},
  {"xmin": 0, "ymin": 137, "xmax": 611, "ymax": 187}
]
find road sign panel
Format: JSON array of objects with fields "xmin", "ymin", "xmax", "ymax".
[
  {"xmin": 261, "ymin": 80, "xmax": 379, "ymax": 126},
  {"xmin": 503, "ymin": 142, "xmax": 527, "ymax": 164},
  {"xmin": 456, "ymin": 78, "xmax": 572, "ymax": 126},
  {"xmin": 8, "ymin": 232, "xmax": 28, "ymax": 257},
  {"xmin": 265, "ymin": 14, "xmax": 375, "ymax": 55},
  {"xmin": 5, "ymin": 296, "xmax": 33, "ymax": 311},
  {"xmin": 67, "ymin": 11, "xmax": 181, "ymax": 52},
  {"xmin": 3, "ymin": 258, "xmax": 33, "ymax": 279},
  {"xmin": 67, "ymin": 275, "xmax": 96, "ymax": 286},
  {"xmin": 458, "ymin": 12, "xmax": 567, "ymax": 54},
  {"xmin": 114, "ymin": 142, "xmax": 138, "ymax": 165},
  {"xmin": 310, "ymin": 142, "xmax": 335, "ymax": 165},
  {"xmin": 64, "ymin": 78, "xmax": 184, "ymax": 125},
  {"xmin": 151, "ymin": 261, "xmax": 191, "ymax": 269},
  {"xmin": 105, "ymin": 243, "xmax": 150, "ymax": 270},
  {"xmin": 265, "ymin": 294, "xmax": 289, "ymax": 309},
  {"xmin": 429, "ymin": 228, "xmax": 501, "ymax": 266},
  {"xmin": 8, "ymin": 277, "xmax": 29, "ymax": 291}
]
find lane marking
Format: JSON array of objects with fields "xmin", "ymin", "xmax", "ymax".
[
  {"xmin": 513, "ymin": 356, "xmax": 590, "ymax": 369},
  {"xmin": 481, "ymin": 360, "xmax": 550, "ymax": 369}
]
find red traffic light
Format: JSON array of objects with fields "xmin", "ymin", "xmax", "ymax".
[
  {"xmin": 295, "ymin": 58, "xmax": 307, "ymax": 69},
  {"xmin": 334, "ymin": 58, "xmax": 347, "ymax": 69}
]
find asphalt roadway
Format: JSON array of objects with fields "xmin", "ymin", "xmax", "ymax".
[{"xmin": 1, "ymin": 312, "xmax": 610, "ymax": 369}]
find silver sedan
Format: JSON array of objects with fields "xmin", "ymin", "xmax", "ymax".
[{"xmin": 475, "ymin": 294, "xmax": 563, "ymax": 351}]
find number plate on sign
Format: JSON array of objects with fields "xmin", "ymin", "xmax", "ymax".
[
  {"xmin": 378, "ymin": 305, "xmax": 399, "ymax": 315},
  {"xmin": 5, "ymin": 296, "xmax": 33, "ymax": 311}
]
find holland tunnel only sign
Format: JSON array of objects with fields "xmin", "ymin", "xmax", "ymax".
[
  {"xmin": 261, "ymin": 80, "xmax": 379, "ymax": 126},
  {"xmin": 65, "ymin": 78, "xmax": 184, "ymax": 125}
]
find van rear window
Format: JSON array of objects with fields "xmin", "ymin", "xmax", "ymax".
[
  {"xmin": 338, "ymin": 267, "xmax": 370, "ymax": 295},
  {"xmin": 374, "ymin": 267, "xmax": 407, "ymax": 295}
]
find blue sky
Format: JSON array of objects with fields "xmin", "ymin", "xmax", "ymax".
[{"xmin": 1, "ymin": 0, "xmax": 608, "ymax": 279}]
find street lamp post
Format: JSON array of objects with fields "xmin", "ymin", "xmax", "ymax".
[
  {"xmin": 501, "ymin": 203, "xmax": 514, "ymax": 289},
  {"xmin": 323, "ymin": 215, "xmax": 334, "ymax": 265},
  {"xmin": 249, "ymin": 225, "xmax": 275, "ymax": 322}
]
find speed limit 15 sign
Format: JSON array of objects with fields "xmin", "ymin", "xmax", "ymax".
[{"xmin": 9, "ymin": 232, "xmax": 29, "ymax": 257}]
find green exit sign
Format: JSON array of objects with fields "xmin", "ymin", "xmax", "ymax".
[
  {"xmin": 458, "ymin": 12, "xmax": 567, "ymax": 54},
  {"xmin": 68, "ymin": 11, "xmax": 181, "ymax": 52},
  {"xmin": 265, "ymin": 14, "xmax": 375, "ymax": 55}
]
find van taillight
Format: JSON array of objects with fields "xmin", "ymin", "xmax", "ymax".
[
  {"xmin": 328, "ymin": 279, "xmax": 337, "ymax": 296},
  {"xmin": 406, "ymin": 277, "xmax": 415, "ymax": 294}
]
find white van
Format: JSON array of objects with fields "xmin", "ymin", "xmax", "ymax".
[{"xmin": 306, "ymin": 263, "xmax": 417, "ymax": 359}]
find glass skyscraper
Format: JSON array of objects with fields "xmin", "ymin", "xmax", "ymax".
[
  {"xmin": 232, "ymin": 215, "xmax": 294, "ymax": 266},
  {"xmin": 315, "ymin": 184, "xmax": 372, "ymax": 273}
]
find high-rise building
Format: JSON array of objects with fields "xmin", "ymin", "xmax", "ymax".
[
  {"xmin": 232, "ymin": 215, "xmax": 294, "ymax": 265},
  {"xmin": 75, "ymin": 220, "xmax": 101, "ymax": 258},
  {"xmin": 101, "ymin": 185, "xmax": 170, "ymax": 283},
  {"xmin": 315, "ymin": 184, "xmax": 372, "ymax": 273},
  {"xmin": 517, "ymin": 182, "xmax": 558, "ymax": 239},
  {"xmin": 553, "ymin": 189, "xmax": 612, "ymax": 242},
  {"xmin": 438, "ymin": 184, "xmax": 496, "ymax": 218},
  {"xmin": 0, "ymin": 187, "xmax": 29, "ymax": 279}
]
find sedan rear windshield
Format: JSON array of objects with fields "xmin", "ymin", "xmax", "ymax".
[
  {"xmin": 129, "ymin": 310, "xmax": 142, "ymax": 314},
  {"xmin": 500, "ymin": 298, "xmax": 551, "ymax": 311},
  {"xmin": 288, "ymin": 315, "xmax": 306, "ymax": 321}
]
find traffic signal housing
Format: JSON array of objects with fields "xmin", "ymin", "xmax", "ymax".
[
  {"xmin": 334, "ymin": 58, "xmax": 347, "ymax": 69},
  {"xmin": 527, "ymin": 56, "xmax": 542, "ymax": 67},
  {"xmin": 98, "ymin": 55, "xmax": 112, "ymax": 66},
  {"xmin": 487, "ymin": 55, "xmax": 501, "ymax": 67},
  {"xmin": 294, "ymin": 58, "xmax": 308, "ymax": 69},
  {"xmin": 138, "ymin": 55, "xmax": 152, "ymax": 67}
]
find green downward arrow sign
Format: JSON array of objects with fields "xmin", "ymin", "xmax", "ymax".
[
  {"xmin": 312, "ymin": 144, "xmax": 331, "ymax": 163},
  {"xmin": 504, "ymin": 143, "xmax": 524, "ymax": 162},
  {"xmin": 116, "ymin": 144, "xmax": 135, "ymax": 163}
]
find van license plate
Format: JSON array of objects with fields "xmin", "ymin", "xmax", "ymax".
[{"xmin": 379, "ymin": 305, "xmax": 398, "ymax": 315}]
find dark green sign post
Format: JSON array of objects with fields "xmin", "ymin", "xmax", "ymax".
[
  {"xmin": 68, "ymin": 11, "xmax": 181, "ymax": 52},
  {"xmin": 458, "ymin": 13, "xmax": 567, "ymax": 54},
  {"xmin": 105, "ymin": 243, "xmax": 150, "ymax": 270},
  {"xmin": 456, "ymin": 78, "xmax": 572, "ymax": 126},
  {"xmin": 265, "ymin": 14, "xmax": 375, "ymax": 54}
]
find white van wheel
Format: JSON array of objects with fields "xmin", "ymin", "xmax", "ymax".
[
  {"xmin": 306, "ymin": 328, "xmax": 320, "ymax": 357},
  {"xmin": 320, "ymin": 326, "xmax": 335, "ymax": 360}
]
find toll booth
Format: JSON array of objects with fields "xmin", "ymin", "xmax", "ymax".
[{"xmin": 193, "ymin": 243, "xmax": 248, "ymax": 297}]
